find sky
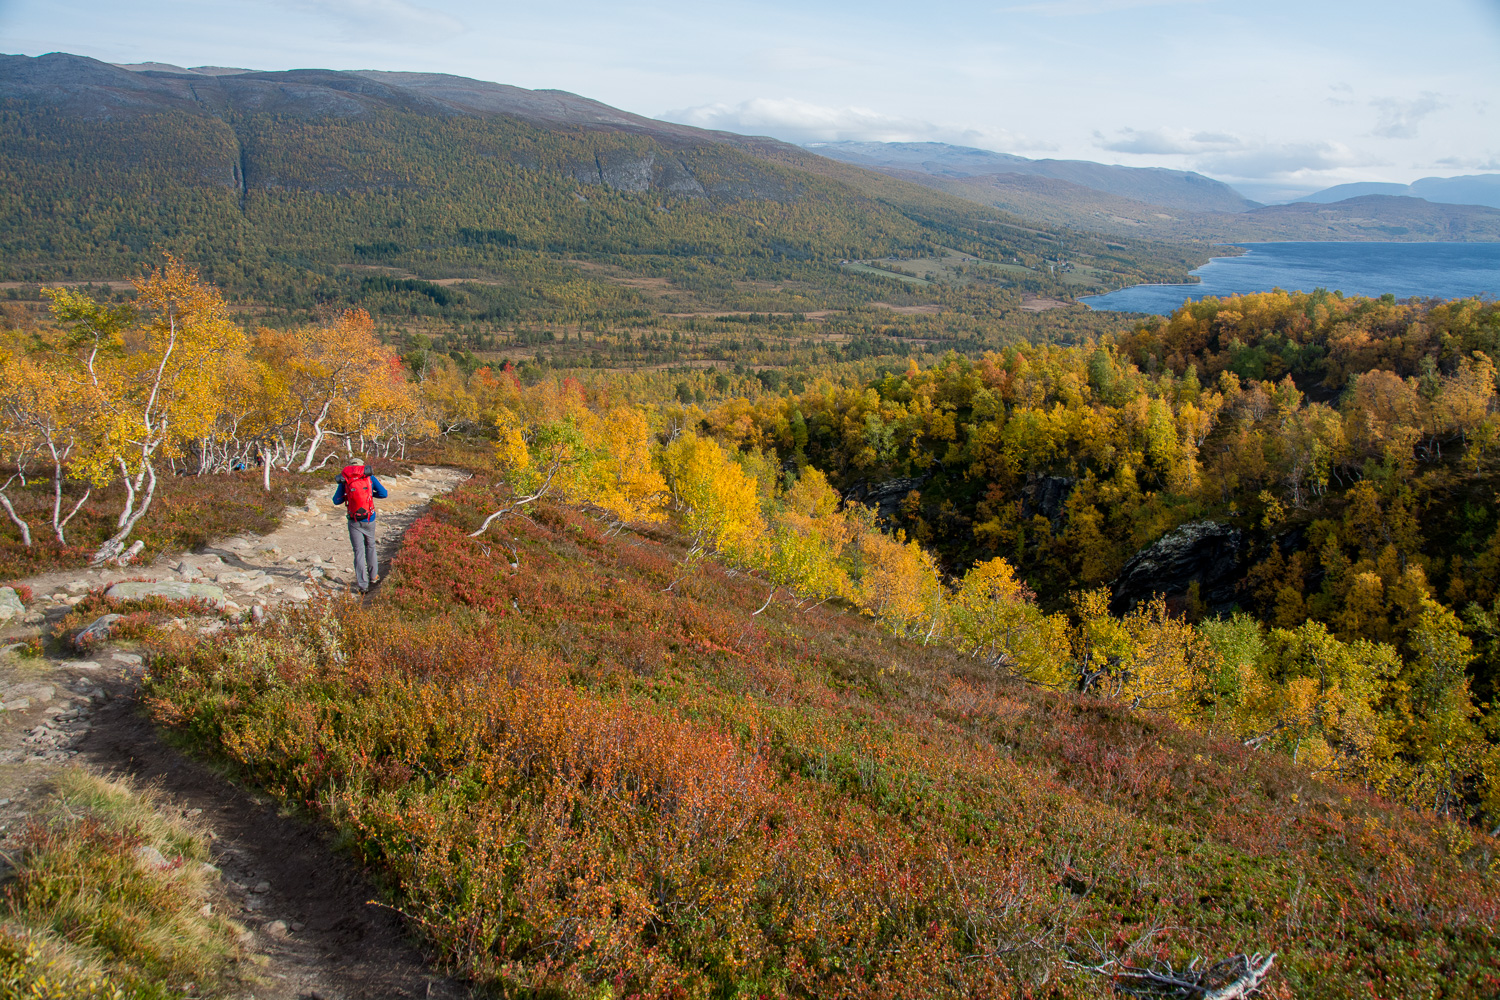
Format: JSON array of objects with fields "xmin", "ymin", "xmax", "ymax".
[{"xmin": 2, "ymin": 0, "xmax": 1497, "ymax": 201}]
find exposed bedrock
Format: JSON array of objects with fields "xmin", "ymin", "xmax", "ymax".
[{"xmin": 1110, "ymin": 520, "xmax": 1242, "ymax": 613}]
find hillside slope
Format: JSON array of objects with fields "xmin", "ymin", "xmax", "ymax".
[
  {"xmin": 0, "ymin": 53, "xmax": 1208, "ymax": 308},
  {"xmin": 142, "ymin": 478, "xmax": 1500, "ymax": 998}
]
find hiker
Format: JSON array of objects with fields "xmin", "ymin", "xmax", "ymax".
[{"xmin": 333, "ymin": 461, "xmax": 389, "ymax": 593}]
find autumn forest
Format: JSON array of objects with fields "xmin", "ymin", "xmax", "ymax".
[
  {"xmin": 0, "ymin": 53, "xmax": 1496, "ymax": 1000},
  {"xmin": 0, "ymin": 249, "xmax": 1496, "ymax": 996}
]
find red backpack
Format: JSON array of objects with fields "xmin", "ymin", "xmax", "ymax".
[{"xmin": 341, "ymin": 465, "xmax": 375, "ymax": 520}]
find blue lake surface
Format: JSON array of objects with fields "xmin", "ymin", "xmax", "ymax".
[{"xmin": 1080, "ymin": 242, "xmax": 1500, "ymax": 314}]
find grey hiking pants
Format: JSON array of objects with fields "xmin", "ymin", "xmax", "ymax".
[{"xmin": 347, "ymin": 518, "xmax": 378, "ymax": 590}]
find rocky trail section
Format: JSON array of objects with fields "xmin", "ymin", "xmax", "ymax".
[{"xmin": 0, "ymin": 465, "xmax": 474, "ymax": 999}]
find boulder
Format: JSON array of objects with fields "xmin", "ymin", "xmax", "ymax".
[
  {"xmin": 1111, "ymin": 520, "xmax": 1242, "ymax": 613},
  {"xmin": 105, "ymin": 581, "xmax": 227, "ymax": 607},
  {"xmin": 0, "ymin": 587, "xmax": 25, "ymax": 622},
  {"xmin": 71, "ymin": 613, "xmax": 123, "ymax": 651}
]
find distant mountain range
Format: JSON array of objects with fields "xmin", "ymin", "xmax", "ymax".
[
  {"xmin": 1297, "ymin": 175, "xmax": 1500, "ymax": 211},
  {"xmin": 804, "ymin": 141, "xmax": 1500, "ymax": 243},
  {"xmin": 805, "ymin": 141, "xmax": 1259, "ymax": 215}
]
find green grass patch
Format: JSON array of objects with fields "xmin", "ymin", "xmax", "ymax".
[{"xmin": 0, "ymin": 770, "xmax": 245, "ymax": 999}]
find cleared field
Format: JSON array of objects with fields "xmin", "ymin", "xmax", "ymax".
[{"xmin": 843, "ymin": 248, "xmax": 1038, "ymax": 287}]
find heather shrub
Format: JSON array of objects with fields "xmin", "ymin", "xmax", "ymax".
[{"xmin": 143, "ymin": 495, "xmax": 1500, "ymax": 998}]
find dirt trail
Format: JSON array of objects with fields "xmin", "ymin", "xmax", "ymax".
[{"xmin": 0, "ymin": 465, "xmax": 475, "ymax": 999}]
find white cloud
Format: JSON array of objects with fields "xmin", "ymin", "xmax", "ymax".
[
  {"xmin": 270, "ymin": 0, "xmax": 465, "ymax": 42},
  {"xmin": 1370, "ymin": 92, "xmax": 1446, "ymax": 139},
  {"xmin": 1094, "ymin": 127, "xmax": 1243, "ymax": 155},
  {"xmin": 662, "ymin": 97, "xmax": 1048, "ymax": 151},
  {"xmin": 1193, "ymin": 140, "xmax": 1370, "ymax": 181}
]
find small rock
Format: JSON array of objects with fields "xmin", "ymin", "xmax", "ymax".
[
  {"xmin": 111, "ymin": 652, "xmax": 143, "ymax": 666},
  {"xmin": 285, "ymin": 586, "xmax": 310, "ymax": 602},
  {"xmin": 2, "ymin": 698, "xmax": 30, "ymax": 711},
  {"xmin": 5, "ymin": 683, "xmax": 54, "ymax": 702},
  {"xmin": 72, "ymin": 613, "xmax": 124, "ymax": 651},
  {"xmin": 230, "ymin": 539, "xmax": 251, "ymax": 550},
  {"xmin": 290, "ymin": 921, "xmax": 305, "ymax": 932},
  {"xmin": 132, "ymin": 845, "xmax": 170, "ymax": 870},
  {"xmin": 0, "ymin": 643, "xmax": 28, "ymax": 655},
  {"xmin": 250, "ymin": 605, "xmax": 265, "ymax": 624},
  {"xmin": 251, "ymin": 879, "xmax": 271, "ymax": 893},
  {"xmin": 63, "ymin": 661, "xmax": 102, "ymax": 671},
  {"xmin": 64, "ymin": 580, "xmax": 89, "ymax": 594},
  {"xmin": 236, "ymin": 930, "xmax": 255, "ymax": 947},
  {"xmin": 311, "ymin": 555, "xmax": 324, "ymax": 567},
  {"xmin": 0, "ymin": 587, "xmax": 25, "ymax": 621},
  {"xmin": 223, "ymin": 601, "xmax": 242, "ymax": 614},
  {"xmin": 22, "ymin": 612, "xmax": 44, "ymax": 625},
  {"xmin": 199, "ymin": 903, "xmax": 213, "ymax": 917},
  {"xmin": 264, "ymin": 919, "xmax": 289, "ymax": 938}
]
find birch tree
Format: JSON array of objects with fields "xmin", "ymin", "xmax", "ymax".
[{"xmin": 90, "ymin": 256, "xmax": 245, "ymax": 564}]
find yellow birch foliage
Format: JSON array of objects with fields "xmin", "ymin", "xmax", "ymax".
[
  {"xmin": 949, "ymin": 557, "xmax": 1070, "ymax": 687},
  {"xmin": 660, "ymin": 434, "xmax": 766, "ymax": 566},
  {"xmin": 114, "ymin": 255, "xmax": 246, "ymax": 461},
  {"xmin": 851, "ymin": 523, "xmax": 947, "ymax": 643},
  {"xmin": 1072, "ymin": 589, "xmax": 1217, "ymax": 722},
  {"xmin": 765, "ymin": 468, "xmax": 852, "ymax": 604}
]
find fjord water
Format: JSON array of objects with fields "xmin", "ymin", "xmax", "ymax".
[{"xmin": 1081, "ymin": 241, "xmax": 1500, "ymax": 314}]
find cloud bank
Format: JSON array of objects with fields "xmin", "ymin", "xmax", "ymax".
[
  {"xmin": 663, "ymin": 97, "xmax": 1047, "ymax": 151},
  {"xmin": 1092, "ymin": 126, "xmax": 1375, "ymax": 186}
]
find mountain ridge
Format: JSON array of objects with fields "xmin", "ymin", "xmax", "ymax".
[
  {"xmin": 805, "ymin": 139, "xmax": 1261, "ymax": 214},
  {"xmin": 1296, "ymin": 173, "xmax": 1500, "ymax": 211}
]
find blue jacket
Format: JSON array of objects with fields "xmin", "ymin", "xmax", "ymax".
[{"xmin": 333, "ymin": 471, "xmax": 388, "ymax": 521}]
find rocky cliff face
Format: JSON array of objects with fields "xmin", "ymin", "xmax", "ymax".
[
  {"xmin": 1019, "ymin": 474, "xmax": 1075, "ymax": 530},
  {"xmin": 1110, "ymin": 520, "xmax": 1242, "ymax": 613},
  {"xmin": 844, "ymin": 476, "xmax": 930, "ymax": 524}
]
